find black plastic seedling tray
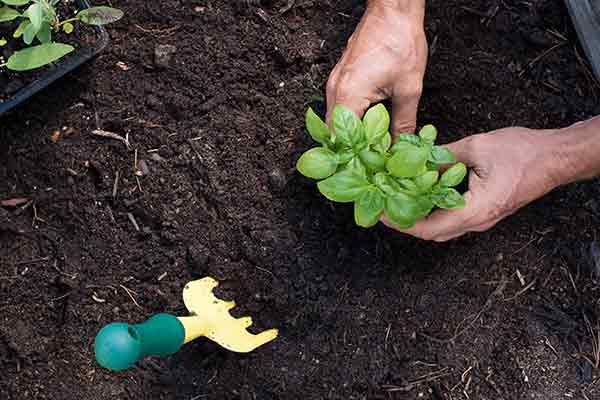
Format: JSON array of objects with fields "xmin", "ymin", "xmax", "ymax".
[{"xmin": 0, "ymin": 0, "xmax": 109, "ymax": 116}]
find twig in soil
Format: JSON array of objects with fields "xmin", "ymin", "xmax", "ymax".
[
  {"xmin": 134, "ymin": 149, "xmax": 143, "ymax": 193},
  {"xmin": 382, "ymin": 368, "xmax": 451, "ymax": 392},
  {"xmin": 518, "ymin": 42, "xmax": 567, "ymax": 77},
  {"xmin": 254, "ymin": 265, "xmax": 275, "ymax": 279},
  {"xmin": 134, "ymin": 24, "xmax": 179, "ymax": 36},
  {"xmin": 92, "ymin": 129, "xmax": 131, "ymax": 150},
  {"xmin": 112, "ymin": 170, "xmax": 120, "ymax": 198},
  {"xmin": 543, "ymin": 336, "xmax": 559, "ymax": 357},
  {"xmin": 504, "ymin": 278, "xmax": 537, "ymax": 302},
  {"xmin": 385, "ymin": 323, "xmax": 392, "ymax": 349},
  {"xmin": 126, "ymin": 213, "xmax": 140, "ymax": 232},
  {"xmin": 120, "ymin": 284, "xmax": 141, "ymax": 308},
  {"xmin": 15, "ymin": 256, "xmax": 50, "ymax": 265},
  {"xmin": 420, "ymin": 281, "xmax": 507, "ymax": 344},
  {"xmin": 574, "ymin": 46, "xmax": 600, "ymax": 94}
]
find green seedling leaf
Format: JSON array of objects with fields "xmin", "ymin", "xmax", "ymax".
[
  {"xmin": 343, "ymin": 157, "xmax": 366, "ymax": 176},
  {"xmin": 434, "ymin": 188, "xmax": 465, "ymax": 209},
  {"xmin": 296, "ymin": 147, "xmax": 337, "ymax": 180},
  {"xmin": 416, "ymin": 196, "xmax": 435, "ymax": 218},
  {"xmin": 13, "ymin": 19, "xmax": 29, "ymax": 38},
  {"xmin": 36, "ymin": 21, "xmax": 51, "ymax": 44},
  {"xmin": 77, "ymin": 6, "xmax": 124, "ymax": 25},
  {"xmin": 1, "ymin": 0, "xmax": 30, "ymax": 5},
  {"xmin": 332, "ymin": 104, "xmax": 362, "ymax": 148},
  {"xmin": 373, "ymin": 172, "xmax": 402, "ymax": 196},
  {"xmin": 335, "ymin": 148, "xmax": 354, "ymax": 165},
  {"xmin": 0, "ymin": 38, "xmax": 6, "ymax": 46},
  {"xmin": 62, "ymin": 22, "xmax": 74, "ymax": 34},
  {"xmin": 0, "ymin": 6, "xmax": 19, "ymax": 22},
  {"xmin": 22, "ymin": 20, "xmax": 36, "ymax": 44},
  {"xmin": 6, "ymin": 42, "xmax": 74, "ymax": 71},
  {"xmin": 418, "ymin": 125, "xmax": 437, "ymax": 145},
  {"xmin": 439, "ymin": 162, "xmax": 467, "ymax": 187},
  {"xmin": 395, "ymin": 133, "xmax": 421, "ymax": 147},
  {"xmin": 386, "ymin": 142, "xmax": 429, "ymax": 178},
  {"xmin": 305, "ymin": 107, "xmax": 331, "ymax": 146},
  {"xmin": 354, "ymin": 187, "xmax": 385, "ymax": 228},
  {"xmin": 384, "ymin": 192, "xmax": 420, "ymax": 229},
  {"xmin": 429, "ymin": 146, "xmax": 456, "ymax": 165},
  {"xmin": 358, "ymin": 149, "xmax": 385, "ymax": 172},
  {"xmin": 317, "ymin": 169, "xmax": 370, "ymax": 203},
  {"xmin": 397, "ymin": 178, "xmax": 420, "ymax": 194},
  {"xmin": 414, "ymin": 170, "xmax": 439, "ymax": 192},
  {"xmin": 373, "ymin": 131, "xmax": 392, "ymax": 154},
  {"xmin": 25, "ymin": 3, "xmax": 43, "ymax": 30},
  {"xmin": 363, "ymin": 103, "xmax": 389, "ymax": 145}
]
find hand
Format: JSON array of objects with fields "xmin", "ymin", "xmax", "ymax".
[
  {"xmin": 382, "ymin": 127, "xmax": 562, "ymax": 241},
  {"xmin": 326, "ymin": 0, "xmax": 427, "ymax": 134}
]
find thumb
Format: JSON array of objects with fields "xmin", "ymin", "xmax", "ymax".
[{"xmin": 443, "ymin": 136, "xmax": 478, "ymax": 167}]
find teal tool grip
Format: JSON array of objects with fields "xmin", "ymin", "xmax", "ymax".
[{"xmin": 94, "ymin": 313, "xmax": 186, "ymax": 371}]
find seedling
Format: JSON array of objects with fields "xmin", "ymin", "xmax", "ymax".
[
  {"xmin": 0, "ymin": 0, "xmax": 123, "ymax": 71},
  {"xmin": 296, "ymin": 104, "xmax": 467, "ymax": 229}
]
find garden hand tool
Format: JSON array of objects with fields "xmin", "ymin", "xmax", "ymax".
[
  {"xmin": 94, "ymin": 277, "xmax": 278, "ymax": 371},
  {"xmin": 566, "ymin": 0, "xmax": 600, "ymax": 79}
]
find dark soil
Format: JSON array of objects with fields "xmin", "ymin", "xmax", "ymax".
[
  {"xmin": 0, "ymin": 0, "xmax": 98, "ymax": 102},
  {"xmin": 2, "ymin": 0, "xmax": 600, "ymax": 399}
]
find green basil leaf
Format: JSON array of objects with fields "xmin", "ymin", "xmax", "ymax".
[
  {"xmin": 373, "ymin": 131, "xmax": 392, "ymax": 154},
  {"xmin": 77, "ymin": 6, "xmax": 124, "ymax": 25},
  {"xmin": 384, "ymin": 192, "xmax": 420, "ymax": 229},
  {"xmin": 418, "ymin": 125, "xmax": 437, "ymax": 145},
  {"xmin": 386, "ymin": 142, "xmax": 429, "ymax": 178},
  {"xmin": 416, "ymin": 196, "xmax": 435, "ymax": 218},
  {"xmin": 296, "ymin": 147, "xmax": 337, "ymax": 180},
  {"xmin": 317, "ymin": 169, "xmax": 370, "ymax": 203},
  {"xmin": 394, "ymin": 133, "xmax": 422, "ymax": 147},
  {"xmin": 6, "ymin": 43, "xmax": 74, "ymax": 71},
  {"xmin": 332, "ymin": 105, "xmax": 363, "ymax": 148},
  {"xmin": 363, "ymin": 103, "xmax": 389, "ymax": 145},
  {"xmin": 397, "ymin": 178, "xmax": 420, "ymax": 193},
  {"xmin": 429, "ymin": 146, "xmax": 456, "ymax": 165},
  {"xmin": 358, "ymin": 149, "xmax": 385, "ymax": 172},
  {"xmin": 374, "ymin": 172, "xmax": 402, "ymax": 195},
  {"xmin": 414, "ymin": 170, "xmax": 439, "ymax": 192},
  {"xmin": 305, "ymin": 107, "xmax": 331, "ymax": 146},
  {"xmin": 354, "ymin": 187, "xmax": 385, "ymax": 228},
  {"xmin": 22, "ymin": 19, "xmax": 36, "ymax": 44},
  {"xmin": 439, "ymin": 162, "xmax": 467, "ymax": 187},
  {"xmin": 1, "ymin": 0, "xmax": 31, "ymax": 5},
  {"xmin": 434, "ymin": 188, "xmax": 466, "ymax": 209},
  {"xmin": 335, "ymin": 148, "xmax": 354, "ymax": 165},
  {"xmin": 35, "ymin": 21, "xmax": 51, "ymax": 44},
  {"xmin": 343, "ymin": 156, "xmax": 366, "ymax": 176},
  {"xmin": 13, "ymin": 19, "xmax": 29, "ymax": 38},
  {"xmin": 25, "ymin": 3, "xmax": 42, "ymax": 30},
  {"xmin": 0, "ymin": 6, "xmax": 19, "ymax": 22}
]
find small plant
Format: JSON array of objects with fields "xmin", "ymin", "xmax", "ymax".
[
  {"xmin": 296, "ymin": 104, "xmax": 467, "ymax": 228},
  {"xmin": 0, "ymin": 0, "xmax": 123, "ymax": 71}
]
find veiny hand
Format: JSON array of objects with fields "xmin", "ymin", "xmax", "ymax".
[
  {"xmin": 382, "ymin": 128, "xmax": 562, "ymax": 241},
  {"xmin": 326, "ymin": 1, "xmax": 427, "ymax": 134}
]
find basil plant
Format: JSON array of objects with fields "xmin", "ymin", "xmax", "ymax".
[{"xmin": 296, "ymin": 104, "xmax": 467, "ymax": 229}]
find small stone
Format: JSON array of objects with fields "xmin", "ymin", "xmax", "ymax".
[
  {"xmin": 154, "ymin": 44, "xmax": 177, "ymax": 68},
  {"xmin": 267, "ymin": 168, "xmax": 287, "ymax": 192}
]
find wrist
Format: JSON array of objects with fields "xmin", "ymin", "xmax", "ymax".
[
  {"xmin": 543, "ymin": 116, "xmax": 600, "ymax": 186},
  {"xmin": 367, "ymin": 0, "xmax": 425, "ymax": 17}
]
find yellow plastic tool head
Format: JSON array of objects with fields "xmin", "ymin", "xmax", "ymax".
[{"xmin": 179, "ymin": 277, "xmax": 278, "ymax": 352}]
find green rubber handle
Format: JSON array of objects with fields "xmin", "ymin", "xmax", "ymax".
[{"xmin": 94, "ymin": 313, "xmax": 186, "ymax": 371}]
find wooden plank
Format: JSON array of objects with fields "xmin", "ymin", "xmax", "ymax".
[{"xmin": 566, "ymin": 0, "xmax": 600, "ymax": 79}]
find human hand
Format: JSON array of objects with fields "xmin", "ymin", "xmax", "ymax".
[
  {"xmin": 326, "ymin": 0, "xmax": 427, "ymax": 135},
  {"xmin": 381, "ymin": 127, "xmax": 562, "ymax": 241}
]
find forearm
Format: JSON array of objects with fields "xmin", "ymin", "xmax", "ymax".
[
  {"xmin": 546, "ymin": 116, "xmax": 600, "ymax": 186},
  {"xmin": 368, "ymin": 0, "xmax": 425, "ymax": 18}
]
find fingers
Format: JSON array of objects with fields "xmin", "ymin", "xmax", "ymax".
[
  {"xmin": 442, "ymin": 136, "xmax": 479, "ymax": 167},
  {"xmin": 381, "ymin": 191, "xmax": 477, "ymax": 241},
  {"xmin": 391, "ymin": 90, "xmax": 420, "ymax": 135},
  {"xmin": 325, "ymin": 71, "xmax": 371, "ymax": 125}
]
